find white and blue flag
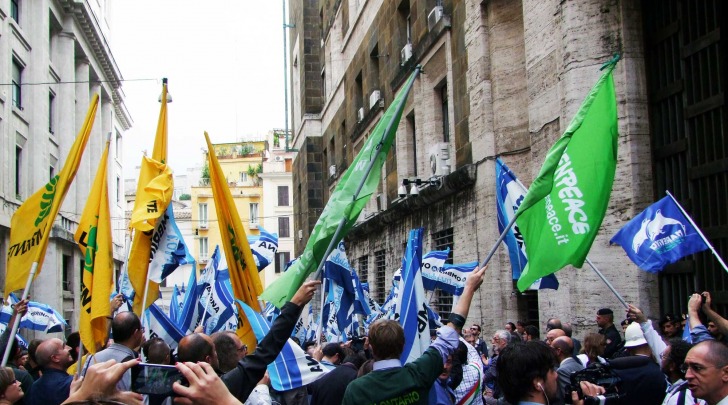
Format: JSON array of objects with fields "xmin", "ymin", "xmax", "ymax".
[
  {"xmin": 237, "ymin": 300, "xmax": 330, "ymax": 390},
  {"xmin": 178, "ymin": 266, "xmax": 200, "ymax": 333},
  {"xmin": 0, "ymin": 323, "xmax": 27, "ymax": 348},
  {"xmin": 117, "ymin": 262, "xmax": 135, "ymax": 303},
  {"xmin": 248, "ymin": 227, "xmax": 278, "ymax": 271},
  {"xmin": 1, "ymin": 294, "xmax": 67, "ymax": 333},
  {"xmin": 145, "ymin": 303, "xmax": 186, "ymax": 349},
  {"xmin": 396, "ymin": 228, "xmax": 429, "ymax": 364},
  {"xmin": 169, "ymin": 285, "xmax": 182, "ymax": 324},
  {"xmin": 148, "ymin": 205, "xmax": 196, "ymax": 283},
  {"xmin": 611, "ymin": 195, "xmax": 709, "ymax": 272},
  {"xmin": 198, "ymin": 257, "xmax": 237, "ymax": 334},
  {"xmin": 496, "ymin": 158, "xmax": 559, "ymax": 290}
]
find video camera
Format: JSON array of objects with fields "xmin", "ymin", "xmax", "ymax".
[{"xmin": 567, "ymin": 363, "xmax": 622, "ymax": 404}]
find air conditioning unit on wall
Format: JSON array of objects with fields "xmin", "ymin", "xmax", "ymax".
[
  {"xmin": 369, "ymin": 90, "xmax": 382, "ymax": 109},
  {"xmin": 429, "ymin": 142, "xmax": 451, "ymax": 176},
  {"xmin": 427, "ymin": 6, "xmax": 444, "ymax": 31},
  {"xmin": 401, "ymin": 43, "xmax": 413, "ymax": 65}
]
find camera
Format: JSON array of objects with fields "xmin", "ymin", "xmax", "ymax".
[
  {"xmin": 350, "ymin": 336, "xmax": 367, "ymax": 352},
  {"xmin": 567, "ymin": 363, "xmax": 622, "ymax": 404}
]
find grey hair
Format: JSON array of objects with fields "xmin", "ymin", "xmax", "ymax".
[{"xmin": 494, "ymin": 330, "xmax": 511, "ymax": 343}]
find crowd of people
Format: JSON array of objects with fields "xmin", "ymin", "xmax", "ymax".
[{"xmin": 1, "ymin": 269, "xmax": 727, "ymax": 405}]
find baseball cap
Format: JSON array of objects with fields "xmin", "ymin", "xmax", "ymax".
[
  {"xmin": 623, "ymin": 322, "xmax": 648, "ymax": 348},
  {"xmin": 659, "ymin": 314, "xmax": 677, "ymax": 326}
]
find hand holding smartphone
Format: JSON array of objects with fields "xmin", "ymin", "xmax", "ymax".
[{"xmin": 131, "ymin": 363, "xmax": 188, "ymax": 397}]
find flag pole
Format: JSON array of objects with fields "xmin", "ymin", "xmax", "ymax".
[
  {"xmin": 199, "ymin": 286, "xmax": 213, "ymax": 331},
  {"xmin": 479, "ymin": 215, "xmax": 518, "ymax": 269},
  {"xmin": 585, "ymin": 258, "xmax": 627, "ymax": 308},
  {"xmin": 75, "ymin": 344, "xmax": 85, "ymax": 378},
  {"xmin": 140, "ymin": 275, "xmax": 152, "ymax": 339},
  {"xmin": 666, "ymin": 191, "xmax": 728, "ymax": 274},
  {"xmin": 1, "ymin": 262, "xmax": 37, "ymax": 367},
  {"xmin": 315, "ymin": 277, "xmax": 327, "ymax": 344},
  {"xmin": 311, "ymin": 65, "xmax": 422, "ymax": 343}
]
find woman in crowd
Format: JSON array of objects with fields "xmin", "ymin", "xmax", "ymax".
[
  {"xmin": 0, "ymin": 367, "xmax": 24, "ymax": 404},
  {"xmin": 577, "ymin": 333, "xmax": 607, "ymax": 367}
]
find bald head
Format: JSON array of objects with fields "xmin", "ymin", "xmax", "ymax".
[
  {"xmin": 36, "ymin": 338, "xmax": 72, "ymax": 370},
  {"xmin": 178, "ymin": 333, "xmax": 218, "ymax": 370},
  {"xmin": 551, "ymin": 336, "xmax": 574, "ymax": 361},
  {"xmin": 546, "ymin": 328, "xmax": 566, "ymax": 344}
]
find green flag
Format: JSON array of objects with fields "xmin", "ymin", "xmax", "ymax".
[
  {"xmin": 516, "ymin": 62, "xmax": 618, "ymax": 291},
  {"xmin": 261, "ymin": 69, "xmax": 420, "ymax": 307}
]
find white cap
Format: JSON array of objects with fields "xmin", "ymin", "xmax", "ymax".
[{"xmin": 623, "ymin": 322, "xmax": 648, "ymax": 348}]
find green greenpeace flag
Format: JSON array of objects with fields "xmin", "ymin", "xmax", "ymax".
[
  {"xmin": 516, "ymin": 62, "xmax": 618, "ymax": 291},
  {"xmin": 261, "ymin": 69, "xmax": 420, "ymax": 307}
]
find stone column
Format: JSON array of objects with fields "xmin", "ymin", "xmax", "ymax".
[{"xmin": 75, "ymin": 57, "xmax": 90, "ymax": 213}]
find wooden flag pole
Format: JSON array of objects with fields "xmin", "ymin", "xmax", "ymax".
[{"xmin": 1, "ymin": 262, "xmax": 38, "ymax": 367}]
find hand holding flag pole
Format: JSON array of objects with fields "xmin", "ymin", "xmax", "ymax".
[
  {"xmin": 478, "ymin": 56, "xmax": 623, "ymax": 305},
  {"xmin": 666, "ymin": 191, "xmax": 728, "ymax": 273}
]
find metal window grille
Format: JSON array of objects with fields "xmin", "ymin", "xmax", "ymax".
[
  {"xmin": 358, "ymin": 255, "xmax": 369, "ymax": 285},
  {"xmin": 432, "ymin": 228, "xmax": 454, "ymax": 320},
  {"xmin": 644, "ymin": 0, "xmax": 727, "ymax": 315},
  {"xmin": 374, "ymin": 250, "xmax": 386, "ymax": 304}
]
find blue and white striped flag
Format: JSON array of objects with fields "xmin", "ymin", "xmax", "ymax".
[
  {"xmin": 148, "ymin": 205, "xmax": 196, "ymax": 283},
  {"xmin": 423, "ymin": 261, "xmax": 478, "ymax": 296},
  {"xmin": 237, "ymin": 300, "xmax": 330, "ymax": 390},
  {"xmin": 248, "ymin": 227, "xmax": 279, "ymax": 272},
  {"xmin": 0, "ymin": 323, "xmax": 27, "ymax": 348},
  {"xmin": 169, "ymin": 285, "xmax": 182, "ymax": 324},
  {"xmin": 1, "ymin": 293, "xmax": 67, "ymax": 333},
  {"xmin": 199, "ymin": 263, "xmax": 237, "ymax": 334},
  {"xmin": 496, "ymin": 158, "xmax": 559, "ymax": 290},
  {"xmin": 117, "ymin": 261, "xmax": 135, "ymax": 303},
  {"xmin": 145, "ymin": 303, "xmax": 185, "ymax": 350},
  {"xmin": 178, "ymin": 266, "xmax": 200, "ymax": 333},
  {"xmin": 396, "ymin": 228, "xmax": 429, "ymax": 364}
]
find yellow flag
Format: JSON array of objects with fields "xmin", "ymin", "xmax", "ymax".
[
  {"xmin": 74, "ymin": 139, "xmax": 113, "ymax": 354},
  {"xmin": 205, "ymin": 132, "xmax": 263, "ymax": 350},
  {"xmin": 129, "ymin": 81, "xmax": 169, "ymax": 315},
  {"xmin": 129, "ymin": 156, "xmax": 173, "ymax": 232},
  {"xmin": 4, "ymin": 95, "xmax": 100, "ymax": 297}
]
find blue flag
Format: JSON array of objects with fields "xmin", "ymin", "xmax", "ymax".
[
  {"xmin": 495, "ymin": 158, "xmax": 559, "ymax": 289},
  {"xmin": 237, "ymin": 300, "xmax": 331, "ymax": 390},
  {"xmin": 148, "ymin": 205, "xmax": 196, "ymax": 282},
  {"xmin": 178, "ymin": 266, "xmax": 200, "ymax": 333},
  {"xmin": 199, "ymin": 254, "xmax": 237, "ymax": 334},
  {"xmin": 169, "ymin": 285, "xmax": 181, "ymax": 324},
  {"xmin": 248, "ymin": 227, "xmax": 279, "ymax": 272},
  {"xmin": 610, "ymin": 195, "xmax": 709, "ymax": 272},
  {"xmin": 145, "ymin": 303, "xmax": 186, "ymax": 350},
  {"xmin": 396, "ymin": 228, "xmax": 429, "ymax": 364},
  {"xmin": 1, "ymin": 294, "xmax": 67, "ymax": 333}
]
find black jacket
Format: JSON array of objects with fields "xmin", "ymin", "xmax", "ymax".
[
  {"xmin": 308, "ymin": 362, "xmax": 358, "ymax": 405},
  {"xmin": 222, "ymin": 301, "xmax": 303, "ymax": 401}
]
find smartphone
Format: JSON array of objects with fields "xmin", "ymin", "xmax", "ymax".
[{"xmin": 131, "ymin": 363, "xmax": 186, "ymax": 397}]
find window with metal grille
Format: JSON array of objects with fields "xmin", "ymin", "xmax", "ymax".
[
  {"xmin": 275, "ymin": 251, "xmax": 291, "ymax": 273},
  {"xmin": 644, "ymin": 0, "xmax": 727, "ymax": 315},
  {"xmin": 358, "ymin": 255, "xmax": 369, "ymax": 285},
  {"xmin": 278, "ymin": 216, "xmax": 290, "ymax": 238},
  {"xmin": 278, "ymin": 186, "xmax": 289, "ymax": 206},
  {"xmin": 432, "ymin": 228, "xmax": 454, "ymax": 320},
  {"xmin": 374, "ymin": 250, "xmax": 386, "ymax": 304}
]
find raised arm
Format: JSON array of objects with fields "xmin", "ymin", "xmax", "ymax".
[{"xmin": 447, "ymin": 266, "xmax": 487, "ymax": 333}]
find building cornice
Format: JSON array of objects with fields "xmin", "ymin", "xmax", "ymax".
[{"xmin": 60, "ymin": 0, "xmax": 133, "ymax": 130}]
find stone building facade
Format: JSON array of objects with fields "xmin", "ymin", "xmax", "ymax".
[
  {"xmin": 0, "ymin": 0, "xmax": 131, "ymax": 333},
  {"xmin": 289, "ymin": 0, "xmax": 725, "ymax": 338}
]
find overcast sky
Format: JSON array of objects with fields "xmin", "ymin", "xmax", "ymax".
[{"xmin": 112, "ymin": 1, "xmax": 289, "ymax": 178}]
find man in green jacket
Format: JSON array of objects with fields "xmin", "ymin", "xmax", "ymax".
[{"xmin": 342, "ymin": 265, "xmax": 487, "ymax": 405}]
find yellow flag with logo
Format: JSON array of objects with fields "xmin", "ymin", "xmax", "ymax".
[
  {"xmin": 129, "ymin": 81, "xmax": 169, "ymax": 315},
  {"xmin": 74, "ymin": 138, "xmax": 113, "ymax": 354},
  {"xmin": 205, "ymin": 132, "xmax": 263, "ymax": 350},
  {"xmin": 129, "ymin": 156, "xmax": 173, "ymax": 232},
  {"xmin": 4, "ymin": 95, "xmax": 99, "ymax": 297}
]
